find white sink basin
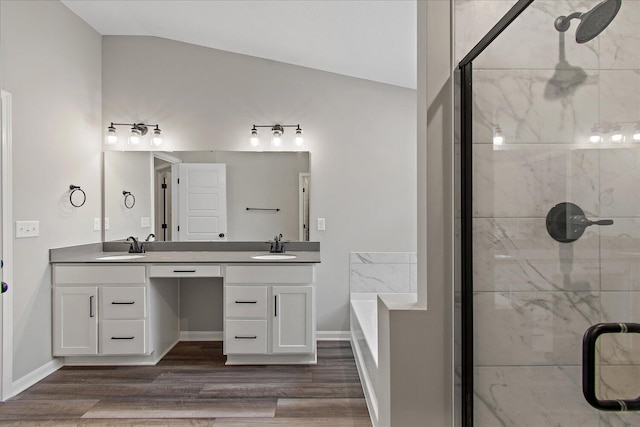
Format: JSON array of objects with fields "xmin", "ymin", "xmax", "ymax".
[
  {"xmin": 95, "ymin": 254, "xmax": 146, "ymax": 260},
  {"xmin": 251, "ymin": 254, "xmax": 297, "ymax": 260}
]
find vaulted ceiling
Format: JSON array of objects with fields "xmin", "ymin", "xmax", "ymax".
[{"xmin": 61, "ymin": 0, "xmax": 417, "ymax": 89}]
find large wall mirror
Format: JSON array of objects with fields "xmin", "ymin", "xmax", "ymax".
[{"xmin": 103, "ymin": 151, "xmax": 310, "ymax": 242}]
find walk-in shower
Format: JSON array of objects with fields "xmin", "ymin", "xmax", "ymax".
[{"xmin": 456, "ymin": 0, "xmax": 639, "ymax": 425}]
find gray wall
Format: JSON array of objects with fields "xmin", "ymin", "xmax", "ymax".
[
  {"xmin": 102, "ymin": 36, "xmax": 418, "ymax": 333},
  {"xmin": 1, "ymin": 1, "xmax": 102, "ymax": 379}
]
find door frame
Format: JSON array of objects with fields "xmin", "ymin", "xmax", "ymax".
[
  {"xmin": 1, "ymin": 90, "xmax": 14, "ymax": 401},
  {"xmin": 457, "ymin": 2, "xmax": 535, "ymax": 424},
  {"xmin": 298, "ymin": 173, "xmax": 310, "ymax": 241}
]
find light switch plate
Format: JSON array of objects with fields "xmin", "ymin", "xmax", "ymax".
[
  {"xmin": 16, "ymin": 220, "xmax": 39, "ymax": 238},
  {"xmin": 317, "ymin": 217, "xmax": 326, "ymax": 231},
  {"xmin": 141, "ymin": 217, "xmax": 151, "ymax": 228},
  {"xmin": 104, "ymin": 217, "xmax": 110, "ymax": 230},
  {"xmin": 93, "ymin": 218, "xmax": 101, "ymax": 231}
]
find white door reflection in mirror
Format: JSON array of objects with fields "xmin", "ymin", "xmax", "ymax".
[{"xmin": 175, "ymin": 163, "xmax": 227, "ymax": 241}]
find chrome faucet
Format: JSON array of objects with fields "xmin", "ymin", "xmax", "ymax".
[
  {"xmin": 127, "ymin": 236, "xmax": 145, "ymax": 253},
  {"xmin": 270, "ymin": 234, "xmax": 285, "ymax": 253}
]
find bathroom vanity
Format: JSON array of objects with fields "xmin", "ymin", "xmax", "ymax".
[{"xmin": 50, "ymin": 242, "xmax": 320, "ymax": 366}]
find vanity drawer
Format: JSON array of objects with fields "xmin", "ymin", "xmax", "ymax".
[
  {"xmin": 149, "ymin": 264, "xmax": 222, "ymax": 278},
  {"xmin": 225, "ymin": 286, "xmax": 267, "ymax": 318},
  {"xmin": 101, "ymin": 287, "xmax": 146, "ymax": 319},
  {"xmin": 54, "ymin": 265, "xmax": 146, "ymax": 284},
  {"xmin": 225, "ymin": 320, "xmax": 267, "ymax": 354},
  {"xmin": 101, "ymin": 320, "xmax": 147, "ymax": 355},
  {"xmin": 225, "ymin": 265, "xmax": 314, "ymax": 284}
]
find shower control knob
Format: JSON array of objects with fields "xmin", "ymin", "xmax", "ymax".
[{"xmin": 546, "ymin": 202, "xmax": 614, "ymax": 243}]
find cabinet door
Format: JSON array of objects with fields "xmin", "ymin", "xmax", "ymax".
[
  {"xmin": 272, "ymin": 285, "xmax": 313, "ymax": 354},
  {"xmin": 53, "ymin": 286, "xmax": 98, "ymax": 356}
]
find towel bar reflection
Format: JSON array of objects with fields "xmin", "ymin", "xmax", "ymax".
[{"xmin": 246, "ymin": 207, "xmax": 280, "ymax": 212}]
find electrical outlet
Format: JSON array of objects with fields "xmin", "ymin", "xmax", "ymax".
[
  {"xmin": 317, "ymin": 217, "xmax": 326, "ymax": 231},
  {"xmin": 93, "ymin": 218, "xmax": 101, "ymax": 231},
  {"xmin": 16, "ymin": 220, "xmax": 39, "ymax": 238},
  {"xmin": 104, "ymin": 217, "xmax": 110, "ymax": 230},
  {"xmin": 141, "ymin": 217, "xmax": 150, "ymax": 228}
]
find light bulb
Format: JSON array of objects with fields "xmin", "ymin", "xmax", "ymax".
[
  {"xmin": 493, "ymin": 127, "xmax": 504, "ymax": 146},
  {"xmin": 105, "ymin": 125, "xmax": 118, "ymax": 145},
  {"xmin": 271, "ymin": 125, "xmax": 284, "ymax": 147},
  {"xmin": 610, "ymin": 126, "xmax": 623, "ymax": 143},
  {"xmin": 129, "ymin": 127, "xmax": 141, "ymax": 145},
  {"xmin": 250, "ymin": 127, "xmax": 259, "ymax": 147},
  {"xmin": 589, "ymin": 126, "xmax": 602, "ymax": 144},
  {"xmin": 294, "ymin": 126, "xmax": 304, "ymax": 147},
  {"xmin": 151, "ymin": 127, "xmax": 162, "ymax": 146}
]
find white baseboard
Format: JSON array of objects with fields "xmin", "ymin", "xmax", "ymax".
[
  {"xmin": 180, "ymin": 331, "xmax": 223, "ymax": 341},
  {"xmin": 179, "ymin": 330, "xmax": 350, "ymax": 342},
  {"xmin": 316, "ymin": 330, "xmax": 351, "ymax": 341},
  {"xmin": 11, "ymin": 358, "xmax": 63, "ymax": 398}
]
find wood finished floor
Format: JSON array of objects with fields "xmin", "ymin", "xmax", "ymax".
[{"xmin": 0, "ymin": 341, "xmax": 372, "ymax": 427}]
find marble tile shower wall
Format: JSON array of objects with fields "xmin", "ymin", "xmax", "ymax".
[
  {"xmin": 349, "ymin": 252, "xmax": 417, "ymax": 295},
  {"xmin": 456, "ymin": 1, "xmax": 640, "ymax": 426}
]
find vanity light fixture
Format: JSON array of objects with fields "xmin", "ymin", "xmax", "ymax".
[
  {"xmin": 249, "ymin": 123, "xmax": 304, "ymax": 148},
  {"xmin": 105, "ymin": 122, "xmax": 163, "ymax": 146},
  {"xmin": 588, "ymin": 121, "xmax": 640, "ymax": 144}
]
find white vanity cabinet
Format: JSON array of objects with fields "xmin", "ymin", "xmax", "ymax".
[
  {"xmin": 224, "ymin": 265, "xmax": 316, "ymax": 364},
  {"xmin": 53, "ymin": 286, "xmax": 98, "ymax": 355},
  {"xmin": 52, "ymin": 265, "xmax": 150, "ymax": 357}
]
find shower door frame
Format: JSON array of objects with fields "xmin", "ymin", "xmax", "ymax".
[{"xmin": 457, "ymin": 1, "xmax": 535, "ymax": 425}]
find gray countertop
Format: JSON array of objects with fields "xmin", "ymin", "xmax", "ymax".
[{"xmin": 50, "ymin": 243, "xmax": 320, "ymax": 264}]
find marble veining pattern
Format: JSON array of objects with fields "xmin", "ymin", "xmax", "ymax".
[
  {"xmin": 349, "ymin": 252, "xmax": 416, "ymax": 294},
  {"xmin": 474, "ymin": 366, "xmax": 601, "ymax": 427},
  {"xmin": 473, "ymin": 218, "xmax": 600, "ymax": 292},
  {"xmin": 474, "ymin": 291, "xmax": 600, "ymax": 366},
  {"xmin": 472, "ymin": 145, "xmax": 600, "ymax": 218}
]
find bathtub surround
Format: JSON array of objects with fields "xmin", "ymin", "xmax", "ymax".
[
  {"xmin": 350, "ymin": 251, "xmax": 428, "ymax": 426},
  {"xmin": 350, "ymin": 252, "xmax": 417, "ymax": 295}
]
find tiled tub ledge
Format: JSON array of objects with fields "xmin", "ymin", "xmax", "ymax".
[{"xmin": 349, "ymin": 251, "xmax": 417, "ymax": 427}]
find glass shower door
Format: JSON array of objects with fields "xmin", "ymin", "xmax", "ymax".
[{"xmin": 456, "ymin": 0, "xmax": 640, "ymax": 425}]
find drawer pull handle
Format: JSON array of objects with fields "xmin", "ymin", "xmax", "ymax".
[
  {"xmin": 173, "ymin": 269, "xmax": 196, "ymax": 273},
  {"xmin": 111, "ymin": 336, "xmax": 135, "ymax": 340},
  {"xmin": 111, "ymin": 301, "xmax": 135, "ymax": 305},
  {"xmin": 235, "ymin": 335, "xmax": 257, "ymax": 339},
  {"xmin": 89, "ymin": 295, "xmax": 95, "ymax": 318},
  {"xmin": 235, "ymin": 300, "xmax": 257, "ymax": 304}
]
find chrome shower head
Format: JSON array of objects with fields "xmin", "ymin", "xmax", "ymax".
[{"xmin": 554, "ymin": 0, "xmax": 621, "ymax": 43}]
